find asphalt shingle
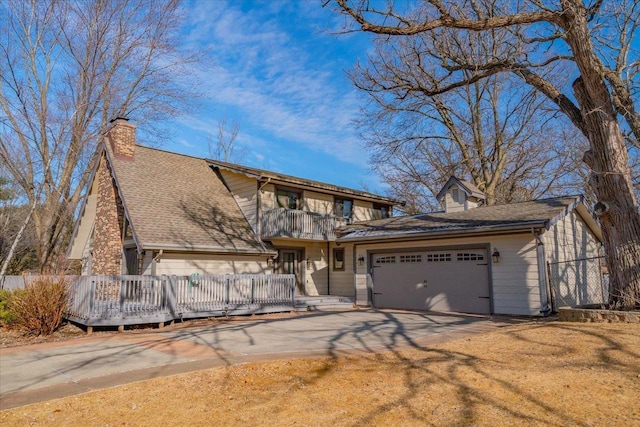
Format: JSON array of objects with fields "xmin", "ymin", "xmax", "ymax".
[
  {"xmin": 339, "ymin": 196, "xmax": 582, "ymax": 240},
  {"xmin": 107, "ymin": 144, "xmax": 266, "ymax": 254}
]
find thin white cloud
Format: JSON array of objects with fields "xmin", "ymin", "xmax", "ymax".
[{"xmin": 180, "ymin": 0, "xmax": 369, "ymax": 168}]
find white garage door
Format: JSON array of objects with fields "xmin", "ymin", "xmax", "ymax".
[{"xmin": 371, "ymin": 249, "xmax": 491, "ymax": 314}]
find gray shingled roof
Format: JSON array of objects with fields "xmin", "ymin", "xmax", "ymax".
[
  {"xmin": 107, "ymin": 144, "xmax": 270, "ymax": 254},
  {"xmin": 207, "ymin": 159, "xmax": 401, "ymax": 205},
  {"xmin": 338, "ymin": 196, "xmax": 583, "ymax": 241}
]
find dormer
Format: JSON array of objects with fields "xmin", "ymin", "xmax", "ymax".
[{"xmin": 436, "ymin": 176, "xmax": 486, "ymax": 212}]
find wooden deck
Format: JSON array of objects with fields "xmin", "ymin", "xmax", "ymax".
[{"xmin": 65, "ymin": 274, "xmax": 296, "ymax": 329}]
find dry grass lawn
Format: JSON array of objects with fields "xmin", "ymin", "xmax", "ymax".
[{"xmin": 2, "ymin": 321, "xmax": 639, "ymax": 426}]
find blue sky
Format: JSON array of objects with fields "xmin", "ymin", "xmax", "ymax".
[{"xmin": 161, "ymin": 0, "xmax": 382, "ymax": 193}]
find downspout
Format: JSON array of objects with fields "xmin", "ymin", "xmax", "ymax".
[
  {"xmin": 533, "ymin": 228, "xmax": 552, "ymax": 315},
  {"xmin": 327, "ymin": 241, "xmax": 331, "ymax": 295}
]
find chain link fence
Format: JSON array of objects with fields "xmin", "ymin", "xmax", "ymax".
[{"xmin": 547, "ymin": 256, "xmax": 608, "ymax": 311}]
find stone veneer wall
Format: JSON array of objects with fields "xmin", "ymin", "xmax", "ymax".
[
  {"xmin": 558, "ymin": 307, "xmax": 639, "ymax": 323},
  {"xmin": 91, "ymin": 154, "xmax": 125, "ymax": 275}
]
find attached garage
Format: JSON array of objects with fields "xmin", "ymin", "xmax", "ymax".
[
  {"xmin": 371, "ymin": 248, "xmax": 491, "ymax": 314},
  {"xmin": 339, "ymin": 177, "xmax": 603, "ymax": 316}
]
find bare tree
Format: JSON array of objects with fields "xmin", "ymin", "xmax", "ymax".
[
  {"xmin": 0, "ymin": 0, "xmax": 201, "ymax": 272},
  {"xmin": 333, "ymin": 0, "xmax": 640, "ymax": 309},
  {"xmin": 351, "ymin": 26, "xmax": 587, "ymax": 210},
  {"xmin": 208, "ymin": 117, "xmax": 246, "ymax": 163}
]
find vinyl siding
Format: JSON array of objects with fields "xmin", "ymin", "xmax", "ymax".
[
  {"xmin": 269, "ymin": 240, "xmax": 331, "ymax": 296},
  {"xmin": 219, "ymin": 170, "xmax": 259, "ymax": 233},
  {"xmin": 303, "ymin": 191, "xmax": 333, "ymax": 215},
  {"xmin": 353, "ymin": 200, "xmax": 376, "ymax": 221},
  {"xmin": 260, "ymin": 184, "xmax": 386, "ymax": 221},
  {"xmin": 353, "ymin": 233, "xmax": 543, "ymax": 316},
  {"xmin": 261, "ymin": 184, "xmax": 276, "ymax": 211},
  {"xmin": 153, "ymin": 253, "xmax": 270, "ymax": 276},
  {"xmin": 543, "ymin": 210, "xmax": 603, "ymax": 307},
  {"xmin": 329, "ymin": 243, "xmax": 355, "ymax": 296},
  {"xmin": 543, "ymin": 210, "xmax": 600, "ymax": 263}
]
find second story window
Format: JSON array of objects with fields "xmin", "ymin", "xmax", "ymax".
[
  {"xmin": 334, "ymin": 198, "xmax": 353, "ymax": 220},
  {"xmin": 373, "ymin": 203, "xmax": 391, "ymax": 219},
  {"xmin": 276, "ymin": 189, "xmax": 302, "ymax": 210}
]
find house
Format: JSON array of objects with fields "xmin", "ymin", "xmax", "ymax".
[
  {"xmin": 67, "ymin": 118, "xmax": 398, "ymax": 298},
  {"xmin": 337, "ymin": 177, "xmax": 603, "ymax": 316},
  {"xmin": 68, "ymin": 120, "xmax": 603, "ymax": 317}
]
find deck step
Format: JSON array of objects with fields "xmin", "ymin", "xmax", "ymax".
[{"xmin": 294, "ymin": 296, "xmax": 355, "ymax": 311}]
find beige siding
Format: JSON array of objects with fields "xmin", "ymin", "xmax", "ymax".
[
  {"xmin": 353, "ymin": 233, "xmax": 543, "ymax": 316},
  {"xmin": 260, "ymin": 184, "xmax": 276, "ymax": 211},
  {"xmin": 153, "ymin": 253, "xmax": 270, "ymax": 276},
  {"xmin": 219, "ymin": 170, "xmax": 259, "ymax": 232},
  {"xmin": 543, "ymin": 211, "xmax": 600, "ymax": 263},
  {"xmin": 303, "ymin": 191, "xmax": 333, "ymax": 215},
  {"xmin": 269, "ymin": 239, "xmax": 330, "ymax": 296},
  {"xmin": 329, "ymin": 242, "xmax": 355, "ymax": 296},
  {"xmin": 306, "ymin": 242, "xmax": 329, "ymax": 295},
  {"xmin": 443, "ymin": 185, "xmax": 464, "ymax": 212},
  {"xmin": 352, "ymin": 200, "xmax": 376, "ymax": 221},
  {"xmin": 543, "ymin": 211, "xmax": 602, "ymax": 308}
]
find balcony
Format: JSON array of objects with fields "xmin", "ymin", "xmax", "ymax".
[{"xmin": 261, "ymin": 208, "xmax": 348, "ymax": 241}]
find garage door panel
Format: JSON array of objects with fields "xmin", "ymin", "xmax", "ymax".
[{"xmin": 372, "ymin": 249, "xmax": 490, "ymax": 314}]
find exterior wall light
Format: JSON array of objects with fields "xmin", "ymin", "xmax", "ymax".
[
  {"xmin": 306, "ymin": 258, "xmax": 312, "ymax": 269},
  {"xmin": 357, "ymin": 255, "xmax": 365, "ymax": 266},
  {"xmin": 492, "ymin": 248, "xmax": 500, "ymax": 263}
]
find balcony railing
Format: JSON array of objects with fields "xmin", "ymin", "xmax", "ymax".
[{"xmin": 261, "ymin": 208, "xmax": 348, "ymax": 241}]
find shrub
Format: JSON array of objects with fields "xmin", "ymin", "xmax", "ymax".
[
  {"xmin": 6, "ymin": 278, "xmax": 69, "ymax": 336},
  {"xmin": 0, "ymin": 289, "xmax": 17, "ymax": 325}
]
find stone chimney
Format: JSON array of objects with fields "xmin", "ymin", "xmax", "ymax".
[{"xmin": 107, "ymin": 117, "xmax": 136, "ymax": 159}]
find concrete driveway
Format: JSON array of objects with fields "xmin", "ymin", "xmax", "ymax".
[{"xmin": 0, "ymin": 310, "xmax": 515, "ymax": 409}]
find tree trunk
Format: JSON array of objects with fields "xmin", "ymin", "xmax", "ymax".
[
  {"xmin": 562, "ymin": 0, "xmax": 640, "ymax": 309},
  {"xmin": 574, "ymin": 77, "xmax": 640, "ymax": 309}
]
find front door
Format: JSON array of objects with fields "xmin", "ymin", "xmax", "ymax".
[{"xmin": 280, "ymin": 249, "xmax": 304, "ymax": 295}]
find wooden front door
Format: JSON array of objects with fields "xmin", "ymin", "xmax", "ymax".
[{"xmin": 280, "ymin": 249, "xmax": 304, "ymax": 295}]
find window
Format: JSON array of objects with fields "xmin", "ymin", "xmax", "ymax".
[
  {"xmin": 375, "ymin": 255, "xmax": 396, "ymax": 264},
  {"xmin": 333, "ymin": 248, "xmax": 345, "ymax": 271},
  {"xmin": 276, "ymin": 189, "xmax": 301, "ymax": 210},
  {"xmin": 426, "ymin": 253, "xmax": 452, "ymax": 262},
  {"xmin": 334, "ymin": 198, "xmax": 353, "ymax": 219},
  {"xmin": 373, "ymin": 203, "xmax": 390, "ymax": 219},
  {"xmin": 400, "ymin": 254, "xmax": 422, "ymax": 263},
  {"xmin": 457, "ymin": 252, "xmax": 485, "ymax": 261}
]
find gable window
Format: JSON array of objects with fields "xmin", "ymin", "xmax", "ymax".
[
  {"xmin": 334, "ymin": 198, "xmax": 353, "ymax": 220},
  {"xmin": 333, "ymin": 248, "xmax": 345, "ymax": 271},
  {"xmin": 276, "ymin": 189, "xmax": 302, "ymax": 210},
  {"xmin": 373, "ymin": 203, "xmax": 390, "ymax": 219}
]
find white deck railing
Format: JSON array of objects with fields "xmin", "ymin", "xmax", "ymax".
[
  {"xmin": 65, "ymin": 274, "xmax": 296, "ymax": 327},
  {"xmin": 261, "ymin": 208, "xmax": 347, "ymax": 240}
]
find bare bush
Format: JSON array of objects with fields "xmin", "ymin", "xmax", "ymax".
[{"xmin": 7, "ymin": 278, "xmax": 69, "ymax": 336}]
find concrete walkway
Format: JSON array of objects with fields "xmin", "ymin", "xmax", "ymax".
[{"xmin": 0, "ymin": 309, "xmax": 518, "ymax": 410}]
